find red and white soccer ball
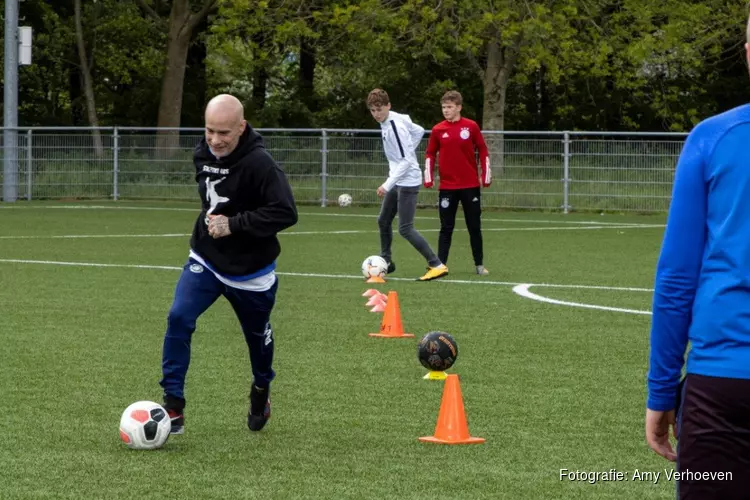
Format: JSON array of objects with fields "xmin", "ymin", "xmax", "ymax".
[
  {"xmin": 119, "ymin": 401, "xmax": 171, "ymax": 450},
  {"xmin": 361, "ymin": 255, "xmax": 388, "ymax": 279}
]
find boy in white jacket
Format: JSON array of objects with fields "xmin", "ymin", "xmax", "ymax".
[{"xmin": 367, "ymin": 88, "xmax": 448, "ymax": 281}]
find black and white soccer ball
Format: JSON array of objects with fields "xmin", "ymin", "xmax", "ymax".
[
  {"xmin": 119, "ymin": 401, "xmax": 171, "ymax": 450},
  {"xmin": 338, "ymin": 193, "xmax": 353, "ymax": 207},
  {"xmin": 361, "ymin": 255, "xmax": 388, "ymax": 279},
  {"xmin": 418, "ymin": 331, "xmax": 458, "ymax": 371}
]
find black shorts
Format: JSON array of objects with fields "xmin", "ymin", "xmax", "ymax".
[{"xmin": 677, "ymin": 373, "xmax": 750, "ymax": 499}]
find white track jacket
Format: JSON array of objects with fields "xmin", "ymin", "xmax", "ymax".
[{"xmin": 379, "ymin": 111, "xmax": 425, "ymax": 191}]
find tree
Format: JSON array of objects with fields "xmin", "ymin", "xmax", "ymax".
[
  {"xmin": 395, "ymin": 0, "xmax": 580, "ymax": 131},
  {"xmin": 208, "ymin": 0, "xmax": 322, "ymax": 126},
  {"xmin": 9, "ymin": 0, "xmax": 750, "ymax": 134},
  {"xmin": 531, "ymin": 0, "xmax": 748, "ymax": 131},
  {"xmin": 73, "ymin": 0, "xmax": 103, "ymax": 156},
  {"xmin": 135, "ymin": 0, "xmax": 217, "ymax": 140}
]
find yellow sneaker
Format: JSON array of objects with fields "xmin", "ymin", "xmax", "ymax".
[{"xmin": 418, "ymin": 264, "xmax": 449, "ymax": 281}]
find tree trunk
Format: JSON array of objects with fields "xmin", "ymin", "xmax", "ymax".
[
  {"xmin": 252, "ymin": 67, "xmax": 268, "ymax": 109},
  {"xmin": 134, "ymin": 0, "xmax": 216, "ymax": 152},
  {"xmin": 181, "ymin": 16, "xmax": 208, "ymax": 127},
  {"xmin": 68, "ymin": 62, "xmax": 84, "ymax": 126},
  {"xmin": 482, "ymin": 39, "xmax": 519, "ymax": 131},
  {"xmin": 73, "ymin": 0, "xmax": 103, "ymax": 157},
  {"xmin": 156, "ymin": 0, "xmax": 193, "ymax": 154},
  {"xmin": 249, "ymin": 31, "xmax": 269, "ymax": 119},
  {"xmin": 481, "ymin": 36, "xmax": 522, "ymax": 176},
  {"xmin": 299, "ymin": 37, "xmax": 316, "ymax": 112},
  {"xmin": 536, "ymin": 64, "xmax": 549, "ymax": 128},
  {"xmin": 145, "ymin": 0, "xmax": 217, "ymax": 154}
]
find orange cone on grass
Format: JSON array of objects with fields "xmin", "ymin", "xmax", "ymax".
[
  {"xmin": 419, "ymin": 374, "xmax": 485, "ymax": 444},
  {"xmin": 369, "ymin": 291, "xmax": 413, "ymax": 338}
]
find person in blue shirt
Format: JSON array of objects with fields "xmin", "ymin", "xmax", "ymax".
[{"xmin": 646, "ymin": 27, "xmax": 750, "ymax": 498}]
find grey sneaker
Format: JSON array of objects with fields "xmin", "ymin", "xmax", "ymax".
[{"xmin": 476, "ymin": 265, "xmax": 489, "ymax": 276}]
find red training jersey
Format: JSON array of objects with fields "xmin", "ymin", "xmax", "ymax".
[{"xmin": 424, "ymin": 117, "xmax": 491, "ymax": 190}]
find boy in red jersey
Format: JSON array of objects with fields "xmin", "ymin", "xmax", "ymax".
[{"xmin": 424, "ymin": 90, "xmax": 491, "ymax": 275}]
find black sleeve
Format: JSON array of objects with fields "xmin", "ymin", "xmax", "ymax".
[{"xmin": 227, "ymin": 158, "xmax": 298, "ymax": 238}]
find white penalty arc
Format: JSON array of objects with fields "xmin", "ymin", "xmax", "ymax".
[{"xmin": 512, "ymin": 283, "xmax": 652, "ymax": 316}]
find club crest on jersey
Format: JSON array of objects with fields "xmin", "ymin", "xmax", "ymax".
[
  {"xmin": 189, "ymin": 263, "xmax": 203, "ymax": 273},
  {"xmin": 440, "ymin": 197, "xmax": 450, "ymax": 208},
  {"xmin": 460, "ymin": 127, "xmax": 471, "ymax": 140}
]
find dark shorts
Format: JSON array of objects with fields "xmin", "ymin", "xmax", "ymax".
[{"xmin": 677, "ymin": 373, "xmax": 750, "ymax": 499}]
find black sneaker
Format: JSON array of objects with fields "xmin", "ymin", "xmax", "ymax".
[
  {"xmin": 248, "ymin": 384, "xmax": 271, "ymax": 432},
  {"xmin": 164, "ymin": 395, "xmax": 185, "ymax": 435},
  {"xmin": 387, "ymin": 261, "xmax": 396, "ymax": 274}
]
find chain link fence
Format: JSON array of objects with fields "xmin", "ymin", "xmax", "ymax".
[{"xmin": 0, "ymin": 127, "xmax": 686, "ymax": 212}]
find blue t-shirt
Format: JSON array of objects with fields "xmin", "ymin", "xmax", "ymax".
[{"xmin": 648, "ymin": 104, "xmax": 750, "ymax": 411}]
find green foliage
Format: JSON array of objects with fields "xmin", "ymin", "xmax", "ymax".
[
  {"xmin": 6, "ymin": 0, "xmax": 750, "ymax": 131},
  {"xmin": 9, "ymin": 1, "xmax": 76, "ymax": 124},
  {"xmin": 89, "ymin": 0, "xmax": 166, "ymax": 125},
  {"xmin": 526, "ymin": 0, "xmax": 749, "ymax": 131},
  {"xmin": 2, "ymin": 0, "xmax": 166, "ymax": 126}
]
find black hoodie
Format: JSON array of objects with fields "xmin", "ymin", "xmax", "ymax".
[{"xmin": 189, "ymin": 125, "xmax": 298, "ymax": 277}]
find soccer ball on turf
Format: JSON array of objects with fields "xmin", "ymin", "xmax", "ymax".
[
  {"xmin": 361, "ymin": 255, "xmax": 388, "ymax": 280},
  {"xmin": 119, "ymin": 401, "xmax": 171, "ymax": 450},
  {"xmin": 338, "ymin": 193, "xmax": 353, "ymax": 207},
  {"xmin": 418, "ymin": 331, "xmax": 458, "ymax": 371}
]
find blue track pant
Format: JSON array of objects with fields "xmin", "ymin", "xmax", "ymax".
[{"xmin": 160, "ymin": 259, "xmax": 278, "ymax": 400}]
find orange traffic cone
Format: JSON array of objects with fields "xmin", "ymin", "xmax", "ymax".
[
  {"xmin": 366, "ymin": 276, "xmax": 386, "ymax": 283},
  {"xmin": 369, "ymin": 291, "xmax": 414, "ymax": 338},
  {"xmin": 419, "ymin": 374, "xmax": 485, "ymax": 444}
]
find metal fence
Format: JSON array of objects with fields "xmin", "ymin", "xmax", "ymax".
[{"xmin": 0, "ymin": 127, "xmax": 687, "ymax": 213}]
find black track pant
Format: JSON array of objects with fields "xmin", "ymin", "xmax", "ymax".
[
  {"xmin": 437, "ymin": 187, "xmax": 483, "ymax": 266},
  {"xmin": 676, "ymin": 373, "xmax": 750, "ymax": 499}
]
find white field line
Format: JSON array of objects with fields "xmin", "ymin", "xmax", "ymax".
[
  {"xmin": 0, "ymin": 205, "xmax": 199, "ymax": 212},
  {"xmin": 0, "ymin": 233, "xmax": 192, "ymax": 239},
  {"xmin": 0, "ymin": 225, "xmax": 663, "ymax": 240},
  {"xmin": 0, "ymin": 204, "xmax": 664, "ymax": 228},
  {"xmin": 276, "ymin": 225, "xmax": 664, "ymax": 235},
  {"xmin": 0, "ymin": 259, "xmax": 184, "ymax": 271},
  {"xmin": 0, "ymin": 257, "xmax": 654, "ymax": 292},
  {"xmin": 511, "ymin": 283, "xmax": 652, "ymax": 315},
  {"xmin": 0, "ymin": 258, "xmax": 521, "ymax": 284},
  {"xmin": 0, "ymin": 258, "xmax": 655, "ymax": 315},
  {"xmin": 303, "ymin": 212, "xmax": 656, "ymax": 227}
]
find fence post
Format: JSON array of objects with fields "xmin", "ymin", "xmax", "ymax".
[
  {"xmin": 321, "ymin": 129, "xmax": 328, "ymax": 207},
  {"xmin": 26, "ymin": 129, "xmax": 32, "ymax": 201},
  {"xmin": 113, "ymin": 127, "xmax": 119, "ymax": 201},
  {"xmin": 562, "ymin": 131, "xmax": 570, "ymax": 214}
]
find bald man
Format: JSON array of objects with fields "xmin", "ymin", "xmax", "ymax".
[{"xmin": 159, "ymin": 94, "xmax": 298, "ymax": 434}]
